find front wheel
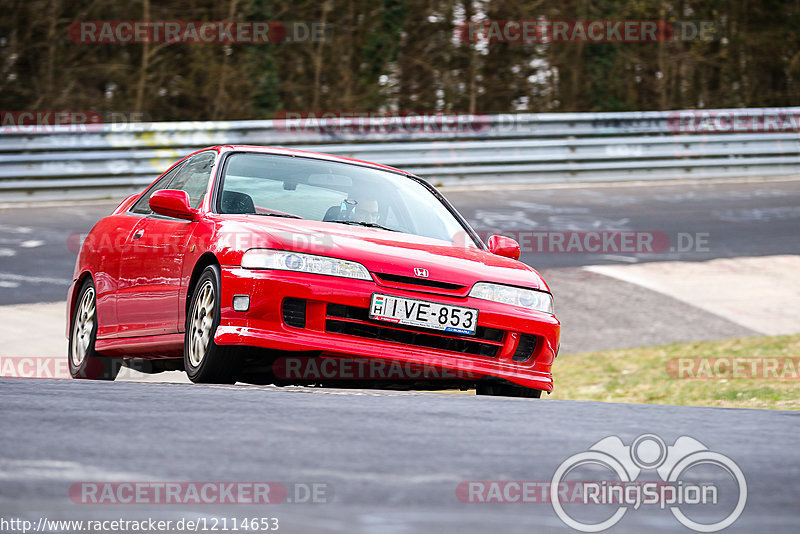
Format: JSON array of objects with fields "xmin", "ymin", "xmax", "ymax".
[
  {"xmin": 184, "ymin": 265, "xmax": 241, "ymax": 384},
  {"xmin": 476, "ymin": 382, "xmax": 542, "ymax": 398},
  {"xmin": 68, "ymin": 279, "xmax": 121, "ymax": 380}
]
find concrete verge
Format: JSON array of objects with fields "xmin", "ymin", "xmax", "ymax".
[{"xmin": 585, "ymin": 254, "xmax": 800, "ymax": 335}]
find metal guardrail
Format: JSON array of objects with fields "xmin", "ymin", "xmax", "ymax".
[{"xmin": 1, "ymin": 108, "xmax": 798, "ymax": 201}]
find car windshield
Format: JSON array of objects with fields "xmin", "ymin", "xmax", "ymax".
[{"xmin": 218, "ymin": 152, "xmax": 478, "ymax": 246}]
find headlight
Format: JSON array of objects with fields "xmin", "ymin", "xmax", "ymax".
[
  {"xmin": 240, "ymin": 249, "xmax": 371, "ymax": 280},
  {"xmin": 469, "ymin": 282, "xmax": 554, "ymax": 314}
]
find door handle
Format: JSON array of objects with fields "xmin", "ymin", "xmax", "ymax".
[{"xmin": 132, "ymin": 229, "xmax": 144, "ymax": 240}]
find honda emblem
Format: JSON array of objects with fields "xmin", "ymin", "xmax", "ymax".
[{"xmin": 413, "ymin": 268, "xmax": 429, "ymax": 278}]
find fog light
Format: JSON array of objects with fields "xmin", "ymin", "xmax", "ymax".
[{"xmin": 232, "ymin": 295, "xmax": 250, "ymax": 311}]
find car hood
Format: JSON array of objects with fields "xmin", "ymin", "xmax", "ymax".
[{"xmin": 213, "ymin": 216, "xmax": 549, "ymax": 292}]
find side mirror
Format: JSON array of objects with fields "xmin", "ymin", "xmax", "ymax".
[
  {"xmin": 149, "ymin": 190, "xmax": 197, "ymax": 220},
  {"xmin": 487, "ymin": 235, "xmax": 521, "ymax": 260}
]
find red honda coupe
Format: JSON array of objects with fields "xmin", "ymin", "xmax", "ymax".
[{"xmin": 67, "ymin": 146, "xmax": 560, "ymax": 397}]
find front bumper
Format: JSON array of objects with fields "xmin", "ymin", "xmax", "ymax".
[{"xmin": 215, "ymin": 266, "xmax": 561, "ymax": 391}]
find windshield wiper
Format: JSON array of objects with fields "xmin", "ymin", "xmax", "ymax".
[
  {"xmin": 252, "ymin": 212, "xmax": 303, "ymax": 219},
  {"xmin": 327, "ymin": 220, "xmax": 398, "ymax": 232}
]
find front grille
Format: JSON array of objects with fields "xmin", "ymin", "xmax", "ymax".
[
  {"xmin": 327, "ymin": 304, "xmax": 504, "ymax": 342},
  {"xmin": 326, "ymin": 320, "xmax": 500, "ymax": 357},
  {"xmin": 512, "ymin": 334, "xmax": 538, "ymax": 362},
  {"xmin": 326, "ymin": 303, "xmax": 503, "ymax": 357},
  {"xmin": 374, "ymin": 273, "xmax": 466, "ymax": 291},
  {"xmin": 282, "ymin": 298, "xmax": 307, "ymax": 328}
]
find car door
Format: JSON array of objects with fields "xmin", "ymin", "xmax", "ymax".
[{"xmin": 116, "ymin": 151, "xmax": 216, "ymax": 337}]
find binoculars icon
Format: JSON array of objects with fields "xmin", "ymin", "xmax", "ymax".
[{"xmin": 550, "ymin": 434, "xmax": 747, "ymax": 532}]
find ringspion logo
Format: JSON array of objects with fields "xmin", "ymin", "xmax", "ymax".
[{"xmin": 550, "ymin": 434, "xmax": 746, "ymax": 532}]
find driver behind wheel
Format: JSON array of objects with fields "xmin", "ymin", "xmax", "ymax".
[{"xmin": 351, "ymin": 198, "xmax": 380, "ymax": 224}]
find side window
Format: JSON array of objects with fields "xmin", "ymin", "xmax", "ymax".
[
  {"xmin": 129, "ymin": 162, "xmax": 185, "ymax": 215},
  {"xmin": 166, "ymin": 151, "xmax": 216, "ymax": 209}
]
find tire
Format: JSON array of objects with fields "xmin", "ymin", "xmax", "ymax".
[
  {"xmin": 476, "ymin": 382, "xmax": 542, "ymax": 398},
  {"xmin": 68, "ymin": 278, "xmax": 121, "ymax": 380},
  {"xmin": 184, "ymin": 265, "xmax": 241, "ymax": 384}
]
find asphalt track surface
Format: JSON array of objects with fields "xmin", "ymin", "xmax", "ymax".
[
  {"xmin": 1, "ymin": 178, "xmax": 795, "ymax": 352},
  {"xmin": 1, "ymin": 178, "xmax": 800, "ymax": 305},
  {"xmin": 2, "ymin": 178, "xmax": 800, "ymax": 533},
  {"xmin": 2, "ymin": 379, "xmax": 798, "ymax": 533},
  {"xmin": 456, "ymin": 178, "xmax": 800, "ymax": 268}
]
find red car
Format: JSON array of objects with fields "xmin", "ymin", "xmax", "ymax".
[{"xmin": 67, "ymin": 146, "xmax": 560, "ymax": 397}]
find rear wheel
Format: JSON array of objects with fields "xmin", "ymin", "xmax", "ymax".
[
  {"xmin": 476, "ymin": 382, "xmax": 542, "ymax": 398},
  {"xmin": 184, "ymin": 265, "xmax": 241, "ymax": 384},
  {"xmin": 68, "ymin": 279, "xmax": 121, "ymax": 380}
]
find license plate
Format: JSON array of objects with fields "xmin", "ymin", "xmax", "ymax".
[{"xmin": 369, "ymin": 293, "xmax": 478, "ymax": 335}]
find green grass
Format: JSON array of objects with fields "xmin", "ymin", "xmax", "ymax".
[{"xmin": 547, "ymin": 335, "xmax": 800, "ymax": 410}]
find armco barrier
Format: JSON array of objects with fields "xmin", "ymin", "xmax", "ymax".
[{"xmin": 1, "ymin": 108, "xmax": 798, "ymax": 201}]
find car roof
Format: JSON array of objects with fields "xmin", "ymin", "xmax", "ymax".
[{"xmin": 213, "ymin": 145, "xmax": 414, "ymax": 177}]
